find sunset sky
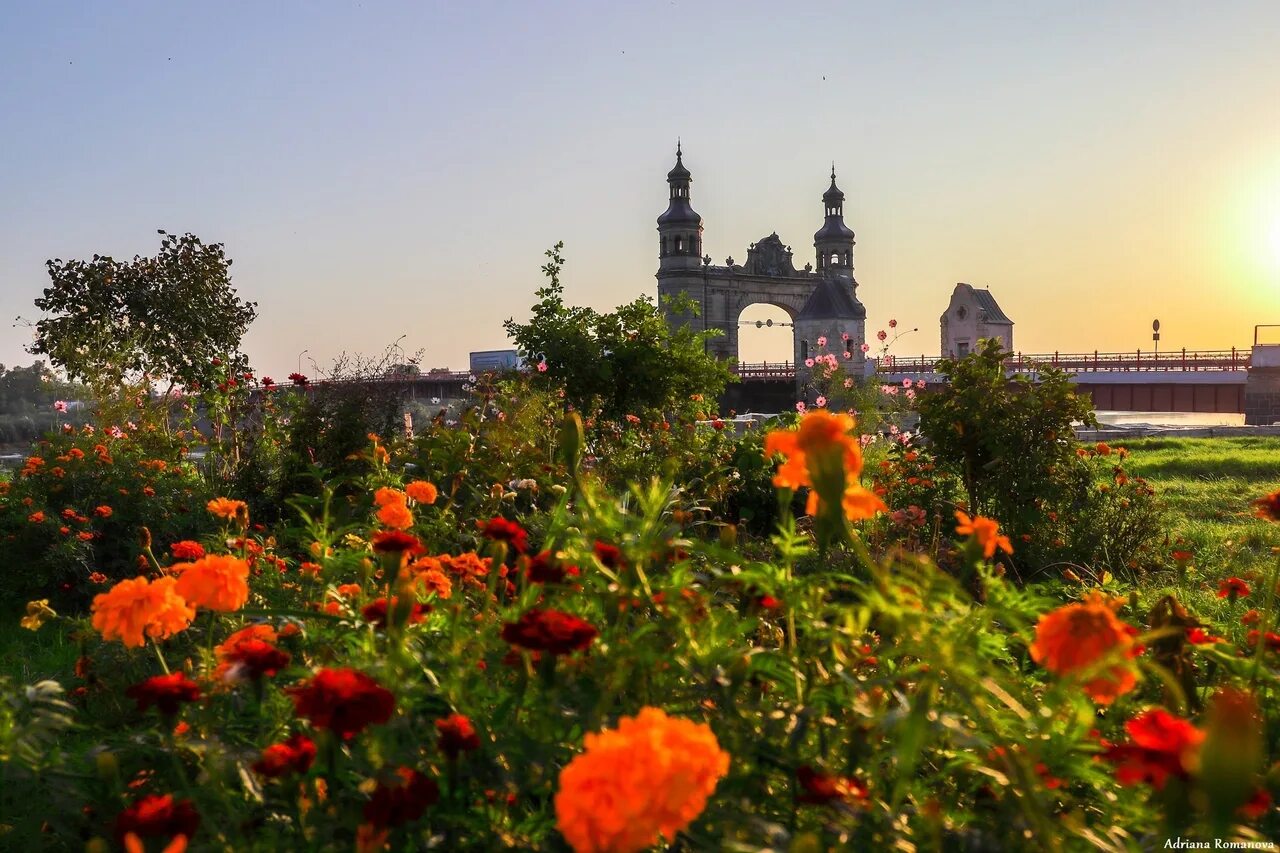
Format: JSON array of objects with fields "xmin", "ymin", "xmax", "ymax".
[{"xmin": 2, "ymin": 2, "xmax": 1279, "ymax": 374}]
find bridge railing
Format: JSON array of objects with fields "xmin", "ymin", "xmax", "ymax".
[
  {"xmin": 879, "ymin": 349, "xmax": 1251, "ymax": 374},
  {"xmin": 732, "ymin": 361, "xmax": 796, "ymax": 380}
]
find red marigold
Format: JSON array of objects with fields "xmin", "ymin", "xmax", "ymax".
[
  {"xmin": 114, "ymin": 794, "xmax": 200, "ymax": 848},
  {"xmin": 371, "ymin": 530, "xmax": 424, "ymax": 555},
  {"xmin": 288, "ymin": 372, "xmax": 308, "ymax": 386},
  {"xmin": 593, "ymin": 541, "xmax": 623, "ymax": 569},
  {"xmin": 1102, "ymin": 708, "xmax": 1204, "ymax": 789},
  {"xmin": 1246, "ymin": 630, "xmax": 1280, "ymax": 651},
  {"xmin": 796, "ymin": 765, "xmax": 870, "ymax": 805},
  {"xmin": 525, "ymin": 550, "xmax": 579, "ymax": 584},
  {"xmin": 435, "ymin": 713, "xmax": 481, "ymax": 759},
  {"xmin": 363, "ymin": 767, "xmax": 440, "ymax": 828},
  {"xmin": 286, "ymin": 668, "xmax": 395, "ymax": 740},
  {"xmin": 170, "ymin": 540, "xmax": 205, "ymax": 561},
  {"xmin": 94, "ymin": 505, "xmax": 113, "ymax": 518},
  {"xmin": 501, "ymin": 608, "xmax": 597, "ymax": 655},
  {"xmin": 361, "ymin": 597, "xmax": 430, "ymax": 629},
  {"xmin": 1029, "ymin": 591, "xmax": 1139, "ymax": 704},
  {"xmin": 478, "ymin": 517, "xmax": 529, "ymax": 553},
  {"xmin": 221, "ymin": 637, "xmax": 291, "ymax": 680},
  {"xmin": 253, "ymin": 733, "xmax": 317, "ymax": 778},
  {"xmin": 125, "ymin": 673, "xmax": 202, "ymax": 717},
  {"xmin": 1218, "ymin": 577, "xmax": 1251, "ymax": 600}
]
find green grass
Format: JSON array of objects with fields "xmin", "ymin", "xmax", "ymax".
[{"xmin": 0, "ymin": 618, "xmax": 81, "ymax": 686}]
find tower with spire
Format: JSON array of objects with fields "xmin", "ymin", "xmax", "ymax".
[
  {"xmin": 654, "ymin": 145, "xmax": 867, "ymax": 374},
  {"xmin": 656, "ymin": 141, "xmax": 704, "ymax": 272},
  {"xmin": 814, "ymin": 165, "xmax": 856, "ymax": 276}
]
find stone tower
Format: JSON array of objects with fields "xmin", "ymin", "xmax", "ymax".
[{"xmin": 655, "ymin": 146, "xmax": 866, "ymax": 369}]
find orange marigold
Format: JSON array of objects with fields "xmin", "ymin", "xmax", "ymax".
[
  {"xmin": 1252, "ymin": 491, "xmax": 1280, "ymax": 522},
  {"xmin": 91, "ymin": 576, "xmax": 195, "ymax": 647},
  {"xmin": 173, "ymin": 555, "xmax": 250, "ymax": 612},
  {"xmin": 554, "ymin": 707, "xmax": 729, "ymax": 853},
  {"xmin": 374, "ymin": 487, "xmax": 407, "ymax": 508},
  {"xmin": 206, "ymin": 497, "xmax": 247, "ymax": 521},
  {"xmin": 954, "ymin": 511, "xmax": 1014, "ymax": 559},
  {"xmin": 376, "ymin": 501, "xmax": 414, "ymax": 530},
  {"xmin": 1030, "ymin": 591, "xmax": 1139, "ymax": 704},
  {"xmin": 765, "ymin": 410, "xmax": 883, "ymax": 522},
  {"xmin": 405, "ymin": 481, "xmax": 438, "ymax": 505}
]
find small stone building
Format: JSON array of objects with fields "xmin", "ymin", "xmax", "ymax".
[
  {"xmin": 940, "ymin": 283, "xmax": 1014, "ymax": 358},
  {"xmin": 794, "ymin": 277, "xmax": 865, "ymax": 370}
]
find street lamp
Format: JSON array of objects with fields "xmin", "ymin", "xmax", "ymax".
[{"xmin": 297, "ymin": 348, "xmax": 309, "ymax": 376}]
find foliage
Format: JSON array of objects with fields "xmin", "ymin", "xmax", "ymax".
[
  {"xmin": 504, "ymin": 243, "xmax": 735, "ymax": 423},
  {"xmin": 28, "ymin": 231, "xmax": 257, "ymax": 398},
  {"xmin": 0, "ymin": 426, "xmax": 218, "ymax": 608}
]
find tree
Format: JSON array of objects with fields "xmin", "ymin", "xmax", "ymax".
[
  {"xmin": 503, "ymin": 243, "xmax": 734, "ymax": 421},
  {"xmin": 28, "ymin": 231, "xmax": 257, "ymax": 396}
]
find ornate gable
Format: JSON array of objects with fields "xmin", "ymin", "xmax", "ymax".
[{"xmin": 744, "ymin": 233, "xmax": 797, "ymax": 277}]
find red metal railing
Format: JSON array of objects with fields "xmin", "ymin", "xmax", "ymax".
[{"xmin": 732, "ymin": 361, "xmax": 796, "ymax": 380}]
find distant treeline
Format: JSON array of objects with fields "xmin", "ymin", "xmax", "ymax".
[{"xmin": 0, "ymin": 361, "xmax": 89, "ymax": 447}]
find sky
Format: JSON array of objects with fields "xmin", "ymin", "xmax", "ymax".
[{"xmin": 2, "ymin": 1, "xmax": 1279, "ymax": 374}]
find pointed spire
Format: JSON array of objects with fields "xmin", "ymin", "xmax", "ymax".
[
  {"xmin": 831, "ymin": 162, "xmax": 837, "ymax": 183},
  {"xmin": 677, "ymin": 137, "xmax": 683, "ymax": 160}
]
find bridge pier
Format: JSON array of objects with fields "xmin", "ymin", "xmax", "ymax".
[{"xmin": 1245, "ymin": 340, "xmax": 1280, "ymax": 425}]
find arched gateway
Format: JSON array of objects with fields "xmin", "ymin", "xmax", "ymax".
[{"xmin": 655, "ymin": 145, "xmax": 867, "ymax": 376}]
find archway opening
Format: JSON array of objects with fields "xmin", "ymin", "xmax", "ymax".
[{"xmin": 737, "ymin": 303, "xmax": 794, "ymax": 365}]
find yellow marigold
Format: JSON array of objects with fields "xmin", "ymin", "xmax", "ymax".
[
  {"xmin": 173, "ymin": 555, "xmax": 251, "ymax": 612},
  {"xmin": 374, "ymin": 487, "xmax": 407, "ymax": 508},
  {"xmin": 91, "ymin": 576, "xmax": 195, "ymax": 647},
  {"xmin": 207, "ymin": 497, "xmax": 247, "ymax": 520},
  {"xmin": 1030, "ymin": 591, "xmax": 1138, "ymax": 705},
  {"xmin": 376, "ymin": 500, "xmax": 414, "ymax": 530},
  {"xmin": 405, "ymin": 480, "xmax": 438, "ymax": 505},
  {"xmin": 554, "ymin": 707, "xmax": 730, "ymax": 853},
  {"xmin": 954, "ymin": 511, "xmax": 1014, "ymax": 558},
  {"xmin": 20, "ymin": 599, "xmax": 56, "ymax": 631}
]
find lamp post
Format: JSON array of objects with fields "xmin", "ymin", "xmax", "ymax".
[{"xmin": 297, "ymin": 348, "xmax": 309, "ymax": 376}]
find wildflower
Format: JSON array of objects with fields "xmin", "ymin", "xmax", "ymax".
[
  {"xmin": 173, "ymin": 555, "xmax": 250, "ymax": 612},
  {"xmin": 371, "ymin": 530, "xmax": 424, "ymax": 555},
  {"xmin": 804, "ymin": 358, "xmax": 815, "ymax": 368},
  {"xmin": 170, "ymin": 541, "xmax": 205, "ymax": 561},
  {"xmin": 795, "ymin": 765, "xmax": 870, "ymax": 806},
  {"xmin": 953, "ymin": 511, "xmax": 1014, "ymax": 559},
  {"xmin": 860, "ymin": 342, "xmax": 870, "ymax": 353},
  {"xmin": 537, "ymin": 361, "xmax": 548, "ymax": 373},
  {"xmin": 478, "ymin": 517, "xmax": 529, "ymax": 554},
  {"xmin": 92, "ymin": 576, "xmax": 195, "ymax": 647},
  {"xmin": 1252, "ymin": 491, "xmax": 1280, "ymax": 521},
  {"xmin": 502, "ymin": 608, "xmax": 597, "ymax": 655},
  {"xmin": 1030, "ymin": 591, "xmax": 1139, "ymax": 704},
  {"xmin": 376, "ymin": 501, "xmax": 414, "ymax": 530},
  {"xmin": 253, "ymin": 733, "xmax": 317, "ymax": 778},
  {"xmin": 436, "ymin": 713, "xmax": 481, "ymax": 759},
  {"xmin": 877, "ymin": 330, "xmax": 887, "ymax": 341},
  {"xmin": 20, "ymin": 599, "xmax": 56, "ymax": 631},
  {"xmin": 902, "ymin": 378, "xmax": 913, "ymax": 388},
  {"xmin": 817, "ymin": 336, "xmax": 827, "ymax": 347},
  {"xmin": 554, "ymin": 708, "xmax": 729, "ymax": 853},
  {"xmin": 363, "ymin": 767, "xmax": 439, "ymax": 829},
  {"xmin": 54, "ymin": 400, "xmax": 68, "ymax": 412},
  {"xmin": 1218, "ymin": 577, "xmax": 1251, "ymax": 600},
  {"xmin": 889, "ymin": 319, "xmax": 897, "ymax": 328},
  {"xmin": 28, "ymin": 510, "xmax": 45, "ymax": 524},
  {"xmin": 206, "ymin": 497, "xmax": 247, "ymax": 520},
  {"xmin": 114, "ymin": 794, "xmax": 199, "ymax": 851},
  {"xmin": 361, "ymin": 597, "xmax": 429, "ymax": 629},
  {"xmin": 1102, "ymin": 708, "xmax": 1204, "ymax": 789},
  {"xmin": 405, "ymin": 481, "xmax": 438, "ymax": 504},
  {"xmin": 94, "ymin": 505, "xmax": 113, "ymax": 518},
  {"xmin": 287, "ymin": 668, "xmax": 395, "ymax": 740},
  {"xmin": 126, "ymin": 673, "xmax": 202, "ymax": 717},
  {"xmin": 815, "ymin": 396, "xmax": 827, "ymax": 408},
  {"xmin": 288, "ymin": 372, "xmax": 308, "ymax": 386}
]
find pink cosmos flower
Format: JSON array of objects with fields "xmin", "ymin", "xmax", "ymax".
[
  {"xmin": 804, "ymin": 358, "xmax": 815, "ymax": 368},
  {"xmin": 843, "ymin": 379, "xmax": 853, "ymax": 389},
  {"xmin": 536, "ymin": 361, "xmax": 548, "ymax": 373},
  {"xmin": 860, "ymin": 343, "xmax": 870, "ymax": 353},
  {"xmin": 817, "ymin": 336, "xmax": 827, "ymax": 347},
  {"xmin": 62, "ymin": 423, "xmax": 73, "ymax": 433},
  {"xmin": 841, "ymin": 332, "xmax": 850, "ymax": 341},
  {"xmin": 815, "ymin": 396, "xmax": 827, "ymax": 407},
  {"xmin": 877, "ymin": 330, "xmax": 887, "ymax": 342},
  {"xmin": 916, "ymin": 379, "xmax": 927, "ymax": 389},
  {"xmin": 53, "ymin": 400, "xmax": 68, "ymax": 413},
  {"xmin": 859, "ymin": 434, "xmax": 874, "ymax": 448},
  {"xmin": 843, "ymin": 351, "xmax": 852, "ymax": 360},
  {"xmin": 879, "ymin": 385, "xmax": 893, "ymax": 395},
  {"xmin": 902, "ymin": 378, "xmax": 913, "ymax": 388},
  {"xmin": 905, "ymin": 389, "xmax": 916, "ymax": 401},
  {"xmin": 889, "ymin": 319, "xmax": 898, "ymax": 328},
  {"xmin": 795, "ymin": 401, "xmax": 807, "ymax": 412},
  {"xmin": 889, "ymin": 424, "xmax": 900, "ymax": 435}
]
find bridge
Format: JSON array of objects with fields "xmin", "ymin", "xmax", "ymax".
[{"xmin": 732, "ymin": 347, "xmax": 1253, "ymax": 415}]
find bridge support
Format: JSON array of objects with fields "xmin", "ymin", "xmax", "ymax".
[{"xmin": 1245, "ymin": 343, "xmax": 1280, "ymax": 425}]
